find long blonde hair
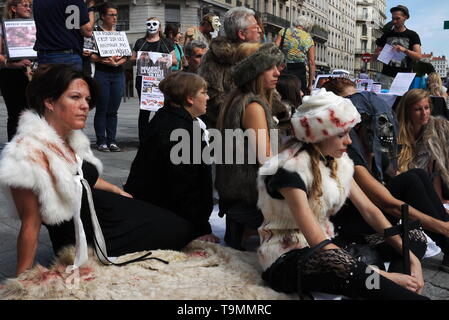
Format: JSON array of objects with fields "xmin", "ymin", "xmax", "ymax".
[
  {"xmin": 305, "ymin": 143, "xmax": 341, "ymax": 208},
  {"xmin": 427, "ymin": 72, "xmax": 444, "ymax": 97},
  {"xmin": 396, "ymin": 89, "xmax": 431, "ymax": 172}
]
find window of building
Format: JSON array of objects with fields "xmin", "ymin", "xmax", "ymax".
[
  {"xmin": 273, "ymin": 0, "xmax": 276, "ymax": 15},
  {"xmin": 165, "ymin": 4, "xmax": 180, "ymax": 25},
  {"xmin": 117, "ymin": 5, "xmax": 130, "ymax": 31}
]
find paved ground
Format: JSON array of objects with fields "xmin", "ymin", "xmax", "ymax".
[{"xmin": 0, "ymin": 96, "xmax": 448, "ymax": 299}]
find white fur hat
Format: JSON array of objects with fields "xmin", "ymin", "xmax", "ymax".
[{"xmin": 291, "ymin": 88, "xmax": 361, "ymax": 143}]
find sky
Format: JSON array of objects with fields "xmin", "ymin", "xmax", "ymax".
[{"xmin": 386, "ymin": 0, "xmax": 449, "ymax": 58}]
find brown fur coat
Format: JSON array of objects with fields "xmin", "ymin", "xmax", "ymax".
[
  {"xmin": 412, "ymin": 116, "xmax": 449, "ymax": 189},
  {"xmin": 198, "ymin": 36, "xmax": 238, "ymax": 128}
]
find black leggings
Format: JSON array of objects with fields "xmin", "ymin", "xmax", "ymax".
[
  {"xmin": 263, "ymin": 247, "xmax": 429, "ymax": 300},
  {"xmin": 0, "ymin": 68, "xmax": 29, "ymax": 141},
  {"xmin": 386, "ymin": 168, "xmax": 449, "ymax": 255}
]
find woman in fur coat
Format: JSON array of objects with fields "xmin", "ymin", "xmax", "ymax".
[
  {"xmin": 258, "ymin": 89, "xmax": 428, "ymax": 299},
  {"xmin": 323, "ymin": 79, "xmax": 449, "ymax": 273},
  {"xmin": 397, "ymin": 89, "xmax": 449, "ymax": 203},
  {"xmin": 0, "ymin": 64, "xmax": 194, "ymax": 276},
  {"xmin": 215, "ymin": 42, "xmax": 283, "ymax": 250}
]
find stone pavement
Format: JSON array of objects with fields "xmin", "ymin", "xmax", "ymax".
[{"xmin": 0, "ymin": 97, "xmax": 448, "ymax": 299}]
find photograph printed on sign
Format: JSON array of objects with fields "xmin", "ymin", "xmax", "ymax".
[{"xmin": 3, "ymin": 19, "xmax": 37, "ymax": 59}]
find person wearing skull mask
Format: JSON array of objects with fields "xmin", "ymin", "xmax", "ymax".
[
  {"xmin": 130, "ymin": 17, "xmax": 177, "ymax": 144},
  {"xmin": 184, "ymin": 13, "xmax": 220, "ymax": 48},
  {"xmin": 323, "ymin": 78, "xmax": 449, "ymax": 273}
]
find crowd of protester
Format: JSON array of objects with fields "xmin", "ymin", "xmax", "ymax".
[{"xmin": 2, "ymin": 1, "xmax": 449, "ymax": 300}]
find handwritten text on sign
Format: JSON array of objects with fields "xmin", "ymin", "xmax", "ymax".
[{"xmin": 93, "ymin": 31, "xmax": 131, "ymax": 57}]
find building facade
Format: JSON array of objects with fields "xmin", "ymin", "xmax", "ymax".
[
  {"xmin": 354, "ymin": 0, "xmax": 387, "ymax": 78},
  {"xmin": 431, "ymin": 56, "xmax": 448, "ymax": 79}
]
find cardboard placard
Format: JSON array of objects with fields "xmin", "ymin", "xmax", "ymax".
[
  {"xmin": 138, "ymin": 51, "xmax": 172, "ymax": 111},
  {"xmin": 93, "ymin": 31, "xmax": 131, "ymax": 57},
  {"xmin": 2, "ymin": 19, "xmax": 37, "ymax": 60}
]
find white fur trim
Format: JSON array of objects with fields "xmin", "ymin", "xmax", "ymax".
[
  {"xmin": 291, "ymin": 88, "xmax": 361, "ymax": 143},
  {"xmin": 0, "ymin": 111, "xmax": 102, "ymax": 225},
  {"xmin": 257, "ymin": 148, "xmax": 354, "ymax": 270}
]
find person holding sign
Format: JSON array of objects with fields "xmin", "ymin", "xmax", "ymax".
[
  {"xmin": 0, "ymin": 0, "xmax": 33, "ymax": 141},
  {"xmin": 90, "ymin": 2, "xmax": 127, "ymax": 152},
  {"xmin": 130, "ymin": 17, "xmax": 177, "ymax": 144},
  {"xmin": 374, "ymin": 5, "xmax": 422, "ymax": 89}
]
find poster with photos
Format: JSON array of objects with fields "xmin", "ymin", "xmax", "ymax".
[
  {"xmin": 138, "ymin": 51, "xmax": 172, "ymax": 111},
  {"xmin": 2, "ymin": 19, "xmax": 37, "ymax": 60}
]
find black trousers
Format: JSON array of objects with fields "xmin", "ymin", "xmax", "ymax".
[
  {"xmin": 136, "ymin": 78, "xmax": 152, "ymax": 145},
  {"xmin": 386, "ymin": 168, "xmax": 449, "ymax": 255},
  {"xmin": 0, "ymin": 68, "xmax": 29, "ymax": 141},
  {"xmin": 263, "ymin": 246, "xmax": 429, "ymax": 300}
]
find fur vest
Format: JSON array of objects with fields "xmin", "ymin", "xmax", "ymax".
[
  {"xmin": 257, "ymin": 146, "xmax": 354, "ymax": 270},
  {"xmin": 198, "ymin": 36, "xmax": 238, "ymax": 128},
  {"xmin": 0, "ymin": 111, "xmax": 103, "ymax": 225},
  {"xmin": 215, "ymin": 93, "xmax": 277, "ymax": 210},
  {"xmin": 411, "ymin": 116, "xmax": 449, "ymax": 189}
]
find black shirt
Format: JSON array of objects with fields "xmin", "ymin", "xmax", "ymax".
[
  {"xmin": 377, "ymin": 28, "xmax": 421, "ymax": 77},
  {"xmin": 264, "ymin": 168, "xmax": 307, "ymax": 199},
  {"xmin": 132, "ymin": 37, "xmax": 174, "ymax": 55},
  {"xmin": 33, "ymin": 0, "xmax": 89, "ymax": 55}
]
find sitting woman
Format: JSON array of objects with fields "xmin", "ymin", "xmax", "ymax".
[
  {"xmin": 397, "ymin": 89, "xmax": 449, "ymax": 204},
  {"xmin": 273, "ymin": 73, "xmax": 303, "ymax": 143},
  {"xmin": 216, "ymin": 42, "xmax": 283, "ymax": 250},
  {"xmin": 124, "ymin": 72, "xmax": 218, "ymax": 243},
  {"xmin": 323, "ymin": 79, "xmax": 449, "ymax": 273},
  {"xmin": 0, "ymin": 64, "xmax": 194, "ymax": 276},
  {"xmin": 257, "ymin": 88, "xmax": 428, "ymax": 299}
]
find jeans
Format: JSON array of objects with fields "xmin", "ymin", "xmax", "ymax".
[
  {"xmin": 94, "ymin": 70, "xmax": 125, "ymax": 146},
  {"xmin": 37, "ymin": 52, "xmax": 83, "ymax": 71}
]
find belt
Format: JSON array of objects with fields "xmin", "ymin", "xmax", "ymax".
[{"xmin": 37, "ymin": 49, "xmax": 75, "ymax": 54}]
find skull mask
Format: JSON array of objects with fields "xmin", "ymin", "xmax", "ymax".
[
  {"xmin": 146, "ymin": 20, "xmax": 160, "ymax": 34},
  {"xmin": 211, "ymin": 16, "xmax": 221, "ymax": 32},
  {"xmin": 377, "ymin": 114, "xmax": 394, "ymax": 154}
]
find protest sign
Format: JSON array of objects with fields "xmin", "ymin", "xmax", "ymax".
[
  {"xmin": 93, "ymin": 31, "xmax": 131, "ymax": 57},
  {"xmin": 2, "ymin": 19, "xmax": 37, "ymax": 60},
  {"xmin": 137, "ymin": 51, "xmax": 172, "ymax": 111},
  {"xmin": 83, "ymin": 36, "xmax": 98, "ymax": 53}
]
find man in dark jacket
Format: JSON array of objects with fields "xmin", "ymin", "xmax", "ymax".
[{"xmin": 198, "ymin": 6, "xmax": 261, "ymax": 129}]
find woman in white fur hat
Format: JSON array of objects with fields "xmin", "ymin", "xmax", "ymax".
[{"xmin": 257, "ymin": 88, "xmax": 428, "ymax": 299}]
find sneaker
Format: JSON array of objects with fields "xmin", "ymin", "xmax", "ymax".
[
  {"xmin": 97, "ymin": 144, "xmax": 110, "ymax": 152},
  {"xmin": 108, "ymin": 143, "xmax": 121, "ymax": 152}
]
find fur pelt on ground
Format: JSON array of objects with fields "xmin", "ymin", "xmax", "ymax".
[{"xmin": 0, "ymin": 240, "xmax": 296, "ymax": 300}]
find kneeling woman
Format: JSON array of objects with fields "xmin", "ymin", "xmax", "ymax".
[
  {"xmin": 0, "ymin": 64, "xmax": 194, "ymax": 276},
  {"xmin": 257, "ymin": 89, "xmax": 428, "ymax": 299}
]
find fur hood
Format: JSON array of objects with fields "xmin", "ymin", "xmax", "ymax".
[
  {"xmin": 0, "ymin": 110, "xmax": 102, "ymax": 225},
  {"xmin": 419, "ymin": 116, "xmax": 449, "ymax": 188},
  {"xmin": 207, "ymin": 36, "xmax": 237, "ymax": 65}
]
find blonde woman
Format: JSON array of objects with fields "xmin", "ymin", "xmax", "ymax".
[
  {"xmin": 397, "ymin": 89, "xmax": 449, "ymax": 203},
  {"xmin": 257, "ymin": 88, "xmax": 428, "ymax": 299},
  {"xmin": 427, "ymin": 72, "xmax": 448, "ymax": 101},
  {"xmin": 0, "ymin": 0, "xmax": 33, "ymax": 141}
]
